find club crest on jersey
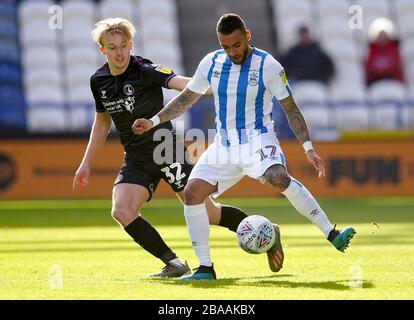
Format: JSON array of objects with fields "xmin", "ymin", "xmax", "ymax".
[
  {"xmin": 155, "ymin": 65, "xmax": 172, "ymax": 74},
  {"xmin": 248, "ymin": 70, "xmax": 259, "ymax": 86},
  {"xmin": 101, "ymin": 90, "xmax": 107, "ymax": 98},
  {"xmin": 123, "ymin": 96, "xmax": 135, "ymax": 113},
  {"xmin": 123, "ymin": 84, "xmax": 134, "ymax": 96}
]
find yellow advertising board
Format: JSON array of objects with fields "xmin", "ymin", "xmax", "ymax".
[{"xmin": 0, "ymin": 140, "xmax": 413, "ymax": 199}]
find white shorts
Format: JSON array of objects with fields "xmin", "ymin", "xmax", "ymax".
[{"xmin": 188, "ymin": 132, "xmax": 287, "ymax": 197}]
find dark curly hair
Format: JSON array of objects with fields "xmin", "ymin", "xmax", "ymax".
[{"xmin": 216, "ymin": 13, "xmax": 247, "ymax": 35}]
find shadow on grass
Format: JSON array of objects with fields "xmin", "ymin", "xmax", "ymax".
[
  {"xmin": 150, "ymin": 274, "xmax": 374, "ymax": 291},
  {"xmin": 1, "ymin": 197, "xmax": 414, "ymax": 228},
  {"xmin": 1, "ymin": 233, "xmax": 413, "ymax": 245},
  {"xmin": 1, "ymin": 232, "xmax": 413, "ymax": 253}
]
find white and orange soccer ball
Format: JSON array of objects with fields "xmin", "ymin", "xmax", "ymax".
[{"xmin": 236, "ymin": 215, "xmax": 276, "ymax": 254}]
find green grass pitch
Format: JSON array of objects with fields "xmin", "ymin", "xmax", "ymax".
[{"xmin": 0, "ymin": 197, "xmax": 413, "ymax": 300}]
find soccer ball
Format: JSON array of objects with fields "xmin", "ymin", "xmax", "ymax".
[{"xmin": 236, "ymin": 215, "xmax": 276, "ymax": 254}]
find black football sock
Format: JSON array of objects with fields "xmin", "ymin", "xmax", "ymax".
[
  {"xmin": 124, "ymin": 216, "xmax": 177, "ymax": 264},
  {"xmin": 218, "ymin": 205, "xmax": 248, "ymax": 233}
]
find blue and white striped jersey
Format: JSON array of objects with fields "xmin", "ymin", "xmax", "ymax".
[{"xmin": 187, "ymin": 47, "xmax": 292, "ymax": 146}]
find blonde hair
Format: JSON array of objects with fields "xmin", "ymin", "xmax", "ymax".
[{"xmin": 91, "ymin": 18, "xmax": 136, "ymax": 47}]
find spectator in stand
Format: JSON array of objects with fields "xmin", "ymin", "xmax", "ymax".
[
  {"xmin": 365, "ymin": 19, "xmax": 404, "ymax": 86},
  {"xmin": 281, "ymin": 25, "xmax": 334, "ymax": 85}
]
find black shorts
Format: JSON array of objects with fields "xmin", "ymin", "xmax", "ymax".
[{"xmin": 114, "ymin": 137, "xmax": 193, "ymax": 201}]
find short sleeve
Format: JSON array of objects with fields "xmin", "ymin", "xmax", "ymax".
[
  {"xmin": 186, "ymin": 53, "xmax": 213, "ymax": 94},
  {"xmin": 264, "ymin": 56, "xmax": 292, "ymax": 101},
  {"xmin": 90, "ymin": 76, "xmax": 106, "ymax": 113},
  {"xmin": 146, "ymin": 64, "xmax": 177, "ymax": 89}
]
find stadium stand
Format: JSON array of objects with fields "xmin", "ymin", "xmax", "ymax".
[
  {"xmin": 368, "ymin": 79, "xmax": 407, "ymax": 130},
  {"xmin": 271, "ymin": 0, "xmax": 313, "ymax": 54},
  {"xmin": 331, "ymin": 83, "xmax": 369, "ymax": 130},
  {"xmin": 290, "ymin": 81, "xmax": 332, "ymax": 130},
  {"xmin": 18, "ymin": 0, "xmax": 65, "ymax": 132},
  {"xmin": 177, "ymin": 0, "xmax": 275, "ymax": 74},
  {"xmin": 138, "ymin": 0, "xmax": 184, "ymax": 101},
  {"xmin": 0, "ymin": 0, "xmax": 412, "ymax": 137},
  {"xmin": 271, "ymin": 0, "xmax": 413, "ymax": 137},
  {"xmin": 0, "ymin": 0, "xmax": 25, "ymax": 131}
]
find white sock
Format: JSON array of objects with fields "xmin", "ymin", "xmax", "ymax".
[
  {"xmin": 184, "ymin": 203, "xmax": 212, "ymax": 267},
  {"xmin": 281, "ymin": 178, "xmax": 334, "ymax": 237}
]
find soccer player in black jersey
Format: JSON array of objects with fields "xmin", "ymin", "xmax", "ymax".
[{"xmin": 73, "ymin": 18, "xmax": 253, "ymax": 278}]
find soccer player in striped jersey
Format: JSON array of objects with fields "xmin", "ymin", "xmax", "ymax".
[
  {"xmin": 73, "ymin": 17, "xmax": 264, "ymax": 279},
  {"xmin": 132, "ymin": 13, "xmax": 356, "ymax": 280}
]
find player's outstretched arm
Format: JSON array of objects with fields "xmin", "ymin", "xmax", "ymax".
[
  {"xmin": 279, "ymin": 95, "xmax": 310, "ymax": 143},
  {"xmin": 279, "ymin": 95, "xmax": 326, "ymax": 178},
  {"xmin": 159, "ymin": 87, "xmax": 202, "ymax": 121},
  {"xmin": 132, "ymin": 88, "xmax": 202, "ymax": 135}
]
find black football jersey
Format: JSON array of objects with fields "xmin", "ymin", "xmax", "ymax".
[{"xmin": 90, "ymin": 55, "xmax": 177, "ymax": 154}]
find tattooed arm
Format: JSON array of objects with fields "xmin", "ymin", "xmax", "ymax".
[
  {"xmin": 279, "ymin": 95, "xmax": 326, "ymax": 178},
  {"xmin": 279, "ymin": 95, "xmax": 310, "ymax": 144},
  {"xmin": 131, "ymin": 88, "xmax": 203, "ymax": 135},
  {"xmin": 158, "ymin": 88, "xmax": 203, "ymax": 123}
]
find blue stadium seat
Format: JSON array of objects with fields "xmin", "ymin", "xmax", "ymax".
[
  {"xmin": 0, "ymin": 84, "xmax": 25, "ymax": 107},
  {"xmin": 0, "ymin": 41, "xmax": 20, "ymax": 64},
  {"xmin": 0, "ymin": 104, "xmax": 26, "ymax": 129},
  {"xmin": 0, "ymin": 2, "xmax": 17, "ymax": 17},
  {"xmin": 0, "ymin": 20, "xmax": 18, "ymax": 39},
  {"xmin": 0, "ymin": 84, "xmax": 26, "ymax": 130},
  {"xmin": 0, "ymin": 63, "xmax": 21, "ymax": 84}
]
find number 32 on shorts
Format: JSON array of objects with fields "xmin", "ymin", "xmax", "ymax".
[{"xmin": 161, "ymin": 163, "xmax": 186, "ymax": 188}]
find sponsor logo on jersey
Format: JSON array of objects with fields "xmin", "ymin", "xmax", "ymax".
[
  {"xmin": 155, "ymin": 65, "xmax": 172, "ymax": 74},
  {"xmin": 101, "ymin": 90, "xmax": 107, "ymax": 99},
  {"xmin": 279, "ymin": 69, "xmax": 287, "ymax": 85},
  {"xmin": 248, "ymin": 70, "xmax": 259, "ymax": 86},
  {"xmin": 123, "ymin": 96, "xmax": 135, "ymax": 113},
  {"xmin": 212, "ymin": 70, "xmax": 221, "ymax": 78},
  {"xmin": 102, "ymin": 96, "xmax": 136, "ymax": 114},
  {"xmin": 123, "ymin": 84, "xmax": 134, "ymax": 96},
  {"xmin": 279, "ymin": 69, "xmax": 292, "ymax": 94}
]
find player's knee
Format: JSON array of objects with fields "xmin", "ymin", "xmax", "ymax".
[
  {"xmin": 183, "ymin": 185, "xmax": 204, "ymax": 205},
  {"xmin": 264, "ymin": 167, "xmax": 291, "ymax": 191},
  {"xmin": 111, "ymin": 208, "xmax": 135, "ymax": 225}
]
